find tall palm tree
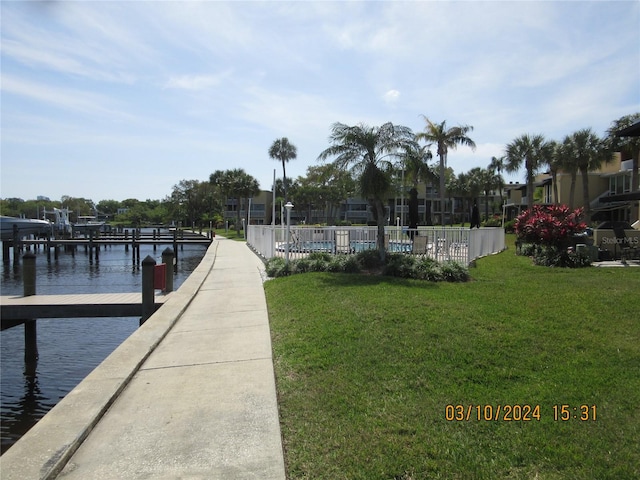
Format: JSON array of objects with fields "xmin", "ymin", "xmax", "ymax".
[
  {"xmin": 545, "ymin": 141, "xmax": 562, "ymax": 205},
  {"xmin": 401, "ymin": 144, "xmax": 434, "ymax": 224},
  {"xmin": 416, "ymin": 116, "xmax": 476, "ymax": 225},
  {"xmin": 477, "ymin": 167, "xmax": 499, "ymax": 221},
  {"xmin": 213, "ymin": 169, "xmax": 260, "ymax": 234},
  {"xmin": 559, "ymin": 135, "xmax": 582, "ymax": 210},
  {"xmin": 230, "ymin": 169, "xmax": 260, "ymax": 234},
  {"xmin": 318, "ymin": 122, "xmax": 417, "ymax": 261},
  {"xmin": 504, "ymin": 134, "xmax": 552, "ymax": 211},
  {"xmin": 488, "ymin": 156, "xmax": 505, "ymax": 206},
  {"xmin": 268, "ymin": 137, "xmax": 297, "ymax": 202},
  {"xmin": 565, "ymin": 128, "xmax": 607, "ymax": 217}
]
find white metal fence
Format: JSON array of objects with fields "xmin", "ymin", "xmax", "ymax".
[{"xmin": 247, "ymin": 225, "xmax": 505, "ymax": 265}]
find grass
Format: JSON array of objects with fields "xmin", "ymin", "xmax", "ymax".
[
  {"xmin": 264, "ymin": 235, "xmax": 640, "ymax": 479},
  {"xmin": 213, "ymin": 229, "xmax": 246, "ymax": 241}
]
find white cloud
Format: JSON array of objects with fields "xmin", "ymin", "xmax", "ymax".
[
  {"xmin": 164, "ymin": 72, "xmax": 233, "ymax": 91},
  {"xmin": 1, "ymin": 74, "xmax": 129, "ymax": 119},
  {"xmin": 383, "ymin": 90, "xmax": 400, "ymax": 105}
]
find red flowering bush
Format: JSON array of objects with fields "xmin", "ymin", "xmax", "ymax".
[{"xmin": 515, "ymin": 205, "xmax": 586, "ymax": 248}]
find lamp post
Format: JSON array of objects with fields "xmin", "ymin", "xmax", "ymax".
[{"xmin": 285, "ymin": 201, "xmax": 294, "ymax": 265}]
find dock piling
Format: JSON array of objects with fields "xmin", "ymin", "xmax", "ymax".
[
  {"xmin": 162, "ymin": 248, "xmax": 174, "ymax": 293},
  {"xmin": 22, "ymin": 253, "xmax": 39, "ymax": 374},
  {"xmin": 23, "ymin": 252, "xmax": 36, "ymax": 297},
  {"xmin": 141, "ymin": 255, "xmax": 156, "ymax": 325}
]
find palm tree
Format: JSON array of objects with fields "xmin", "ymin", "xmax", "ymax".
[
  {"xmin": 565, "ymin": 128, "xmax": 607, "ymax": 217},
  {"xmin": 545, "ymin": 141, "xmax": 562, "ymax": 205},
  {"xmin": 212, "ymin": 169, "xmax": 260, "ymax": 234},
  {"xmin": 416, "ymin": 116, "xmax": 476, "ymax": 225},
  {"xmin": 477, "ymin": 167, "xmax": 499, "ymax": 221},
  {"xmin": 401, "ymin": 143, "xmax": 434, "ymax": 224},
  {"xmin": 559, "ymin": 135, "xmax": 583, "ymax": 210},
  {"xmin": 504, "ymin": 134, "xmax": 552, "ymax": 211},
  {"xmin": 318, "ymin": 122, "xmax": 417, "ymax": 261},
  {"xmin": 488, "ymin": 156, "xmax": 505, "ymax": 207},
  {"xmin": 231, "ymin": 169, "xmax": 260, "ymax": 234},
  {"xmin": 268, "ymin": 137, "xmax": 297, "ymax": 202}
]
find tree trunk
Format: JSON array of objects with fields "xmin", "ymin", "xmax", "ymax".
[
  {"xmin": 439, "ymin": 153, "xmax": 446, "ymax": 226},
  {"xmin": 580, "ymin": 166, "xmax": 591, "ymax": 216},
  {"xmin": 526, "ymin": 158, "xmax": 534, "ymax": 211},
  {"xmin": 568, "ymin": 172, "xmax": 577, "ymax": 210},
  {"xmin": 282, "ymin": 161, "xmax": 287, "ymax": 202},
  {"xmin": 374, "ymin": 199, "xmax": 386, "ymax": 263},
  {"xmin": 236, "ymin": 198, "xmax": 241, "ymax": 234},
  {"xmin": 484, "ymin": 191, "xmax": 490, "ymax": 221}
]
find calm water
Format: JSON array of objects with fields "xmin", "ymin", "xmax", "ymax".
[{"xmin": 0, "ymin": 235, "xmax": 208, "ymax": 454}]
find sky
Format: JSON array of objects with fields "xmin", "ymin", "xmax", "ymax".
[{"xmin": 1, "ymin": 0, "xmax": 639, "ymax": 204}]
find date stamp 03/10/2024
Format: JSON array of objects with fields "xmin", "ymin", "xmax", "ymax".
[{"xmin": 445, "ymin": 404, "xmax": 597, "ymax": 422}]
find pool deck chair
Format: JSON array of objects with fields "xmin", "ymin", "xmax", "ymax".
[
  {"xmin": 412, "ymin": 235, "xmax": 428, "ymax": 255},
  {"xmin": 613, "ymin": 226, "xmax": 639, "ymax": 262},
  {"xmin": 335, "ymin": 229, "xmax": 351, "ymax": 254}
]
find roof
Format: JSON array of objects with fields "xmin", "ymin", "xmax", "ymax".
[
  {"xmin": 616, "ymin": 119, "xmax": 640, "ymax": 137},
  {"xmin": 600, "ymin": 191, "xmax": 640, "ymax": 203}
]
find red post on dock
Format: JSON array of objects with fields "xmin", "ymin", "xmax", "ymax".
[{"xmin": 154, "ymin": 263, "xmax": 166, "ymax": 291}]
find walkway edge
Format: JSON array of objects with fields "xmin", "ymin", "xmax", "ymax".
[{"xmin": 0, "ymin": 241, "xmax": 220, "ymax": 480}]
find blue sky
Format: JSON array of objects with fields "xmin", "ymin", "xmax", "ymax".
[{"xmin": 1, "ymin": 0, "xmax": 639, "ymax": 203}]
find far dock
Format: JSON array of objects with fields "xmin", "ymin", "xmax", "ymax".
[{"xmin": 2, "ymin": 228, "xmax": 213, "ymax": 265}]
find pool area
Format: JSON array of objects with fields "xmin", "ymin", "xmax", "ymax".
[
  {"xmin": 248, "ymin": 225, "xmax": 506, "ymax": 266},
  {"xmin": 275, "ymin": 240, "xmax": 413, "ymax": 254}
]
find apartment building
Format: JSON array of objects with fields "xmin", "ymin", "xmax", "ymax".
[{"xmin": 536, "ymin": 153, "xmax": 639, "ymax": 224}]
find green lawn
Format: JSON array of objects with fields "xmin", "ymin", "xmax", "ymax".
[{"xmin": 264, "ymin": 235, "xmax": 640, "ymax": 479}]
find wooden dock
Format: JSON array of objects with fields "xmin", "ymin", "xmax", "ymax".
[
  {"xmin": 19, "ymin": 234, "xmax": 213, "ymax": 248},
  {"xmin": 0, "ymin": 293, "xmax": 170, "ymax": 329},
  {"xmin": 3, "ymin": 229, "xmax": 213, "ymax": 265}
]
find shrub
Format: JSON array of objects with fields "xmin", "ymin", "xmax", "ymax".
[
  {"xmin": 515, "ymin": 205, "xmax": 586, "ymax": 248},
  {"xmin": 308, "ymin": 252, "xmax": 332, "ymax": 262},
  {"xmin": 265, "ymin": 257, "xmax": 289, "ymax": 277},
  {"xmin": 483, "ymin": 216, "xmax": 502, "ymax": 227},
  {"xmin": 383, "ymin": 254, "xmax": 417, "ymax": 278},
  {"xmin": 532, "ymin": 246, "xmax": 591, "ymax": 268},
  {"xmin": 415, "ymin": 257, "xmax": 443, "ymax": 281},
  {"xmin": 292, "ymin": 257, "xmax": 312, "ymax": 274},
  {"xmin": 265, "ymin": 251, "xmax": 470, "ymax": 282},
  {"xmin": 519, "ymin": 243, "xmax": 539, "ymax": 257},
  {"xmin": 504, "ymin": 219, "xmax": 516, "ymax": 233},
  {"xmin": 514, "ymin": 205, "xmax": 590, "ymax": 268},
  {"xmin": 356, "ymin": 249, "xmax": 384, "ymax": 269},
  {"xmin": 341, "ymin": 255, "xmax": 361, "ymax": 273},
  {"xmin": 439, "ymin": 260, "xmax": 471, "ymax": 282}
]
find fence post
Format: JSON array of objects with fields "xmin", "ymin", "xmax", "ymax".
[
  {"xmin": 162, "ymin": 247, "xmax": 174, "ymax": 293},
  {"xmin": 141, "ymin": 255, "xmax": 156, "ymax": 325}
]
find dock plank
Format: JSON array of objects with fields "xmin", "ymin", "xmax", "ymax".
[{"xmin": 0, "ymin": 293, "xmax": 170, "ymax": 325}]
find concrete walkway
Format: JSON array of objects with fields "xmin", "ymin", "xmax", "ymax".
[{"xmin": 1, "ymin": 238, "xmax": 286, "ymax": 479}]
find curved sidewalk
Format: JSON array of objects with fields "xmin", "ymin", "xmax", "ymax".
[{"xmin": 1, "ymin": 237, "xmax": 286, "ymax": 479}]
